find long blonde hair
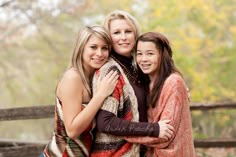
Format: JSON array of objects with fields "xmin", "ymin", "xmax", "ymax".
[{"xmin": 70, "ymin": 25, "xmax": 112, "ymax": 94}]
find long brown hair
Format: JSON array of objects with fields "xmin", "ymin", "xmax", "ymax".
[{"xmin": 135, "ymin": 32, "xmax": 181, "ymax": 108}]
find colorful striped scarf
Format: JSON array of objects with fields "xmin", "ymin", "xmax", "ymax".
[
  {"xmin": 43, "ymin": 98, "xmax": 95, "ymax": 157},
  {"xmin": 91, "ymin": 58, "xmax": 140, "ymax": 157}
]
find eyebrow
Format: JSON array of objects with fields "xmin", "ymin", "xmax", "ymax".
[{"xmin": 137, "ymin": 49, "xmax": 154, "ymax": 52}]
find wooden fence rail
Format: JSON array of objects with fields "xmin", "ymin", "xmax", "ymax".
[
  {"xmin": 0, "ymin": 138, "xmax": 236, "ymax": 157},
  {"xmin": 1, "ymin": 102, "xmax": 236, "ymax": 121},
  {"xmin": 0, "ymin": 102, "xmax": 236, "ymax": 157}
]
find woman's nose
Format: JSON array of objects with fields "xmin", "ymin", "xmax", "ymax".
[
  {"xmin": 121, "ymin": 32, "xmax": 127, "ymax": 40},
  {"xmin": 96, "ymin": 49, "xmax": 103, "ymax": 56}
]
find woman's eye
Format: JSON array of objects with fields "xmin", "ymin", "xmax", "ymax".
[
  {"xmin": 90, "ymin": 46, "xmax": 97, "ymax": 49},
  {"xmin": 102, "ymin": 47, "xmax": 108, "ymax": 51},
  {"xmin": 126, "ymin": 30, "xmax": 132, "ymax": 33}
]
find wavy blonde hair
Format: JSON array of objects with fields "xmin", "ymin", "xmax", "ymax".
[
  {"xmin": 70, "ymin": 25, "xmax": 112, "ymax": 94},
  {"xmin": 104, "ymin": 10, "xmax": 140, "ymax": 40}
]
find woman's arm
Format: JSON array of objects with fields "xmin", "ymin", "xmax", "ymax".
[
  {"xmin": 123, "ymin": 119, "xmax": 173, "ymax": 144},
  {"xmin": 58, "ymin": 69, "xmax": 118, "ymax": 139},
  {"xmin": 122, "ymin": 75, "xmax": 188, "ymax": 148},
  {"xmin": 96, "ymin": 109, "xmax": 160, "ymax": 137},
  {"xmin": 138, "ymin": 75, "xmax": 188, "ymax": 148},
  {"xmin": 94, "ymin": 67, "xmax": 173, "ymax": 138}
]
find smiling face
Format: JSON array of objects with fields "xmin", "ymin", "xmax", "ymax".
[
  {"xmin": 109, "ymin": 19, "xmax": 136, "ymax": 57},
  {"xmin": 82, "ymin": 34, "xmax": 109, "ymax": 72},
  {"xmin": 136, "ymin": 41, "xmax": 160, "ymax": 78}
]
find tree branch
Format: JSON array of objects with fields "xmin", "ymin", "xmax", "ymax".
[{"xmin": 0, "ymin": 0, "xmax": 16, "ymax": 8}]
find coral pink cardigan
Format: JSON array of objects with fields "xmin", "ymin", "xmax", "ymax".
[{"xmin": 125, "ymin": 73, "xmax": 195, "ymax": 157}]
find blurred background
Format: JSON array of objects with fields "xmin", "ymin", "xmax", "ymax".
[{"xmin": 0, "ymin": 0, "xmax": 236, "ymax": 156}]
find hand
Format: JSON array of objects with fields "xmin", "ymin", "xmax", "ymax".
[
  {"xmin": 96, "ymin": 70, "xmax": 119, "ymax": 98},
  {"xmin": 158, "ymin": 120, "xmax": 174, "ymax": 140}
]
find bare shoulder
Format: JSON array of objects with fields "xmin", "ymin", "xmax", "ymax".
[
  {"xmin": 57, "ymin": 68, "xmax": 83, "ymax": 96},
  {"xmin": 62, "ymin": 68, "xmax": 82, "ymax": 82}
]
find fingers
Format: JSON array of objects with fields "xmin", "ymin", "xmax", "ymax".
[
  {"xmin": 159, "ymin": 119, "xmax": 174, "ymax": 131},
  {"xmin": 165, "ymin": 128, "xmax": 173, "ymax": 139},
  {"xmin": 109, "ymin": 72, "xmax": 119, "ymax": 89},
  {"xmin": 105, "ymin": 70, "xmax": 115, "ymax": 78},
  {"xmin": 158, "ymin": 120, "xmax": 175, "ymax": 140},
  {"xmin": 109, "ymin": 70, "xmax": 119, "ymax": 81},
  {"xmin": 162, "ymin": 136, "xmax": 168, "ymax": 140},
  {"xmin": 104, "ymin": 70, "xmax": 119, "ymax": 82},
  {"xmin": 160, "ymin": 127, "xmax": 173, "ymax": 140},
  {"xmin": 98, "ymin": 70, "xmax": 118, "ymax": 83},
  {"xmin": 96, "ymin": 70, "xmax": 119, "ymax": 96},
  {"xmin": 160, "ymin": 119, "xmax": 171, "ymax": 123},
  {"xmin": 168, "ymin": 124, "xmax": 174, "ymax": 132}
]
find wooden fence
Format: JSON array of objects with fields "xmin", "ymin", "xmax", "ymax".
[{"xmin": 0, "ymin": 103, "xmax": 236, "ymax": 157}]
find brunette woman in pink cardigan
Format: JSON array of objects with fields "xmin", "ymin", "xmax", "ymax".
[{"xmin": 126, "ymin": 32, "xmax": 195, "ymax": 157}]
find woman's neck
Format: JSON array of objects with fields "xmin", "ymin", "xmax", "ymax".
[
  {"xmin": 112, "ymin": 52, "xmax": 141, "ymax": 85},
  {"xmin": 112, "ymin": 52, "xmax": 132, "ymax": 60}
]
